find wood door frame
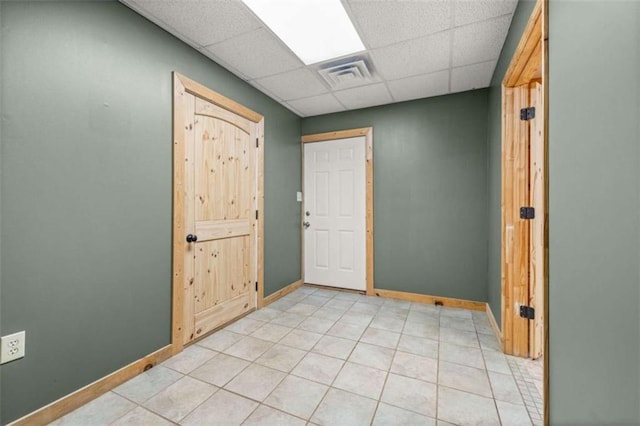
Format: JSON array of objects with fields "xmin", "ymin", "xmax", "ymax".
[
  {"xmin": 172, "ymin": 72, "xmax": 265, "ymax": 354},
  {"xmin": 300, "ymin": 127, "xmax": 374, "ymax": 296},
  {"xmin": 501, "ymin": 0, "xmax": 548, "ymax": 424}
]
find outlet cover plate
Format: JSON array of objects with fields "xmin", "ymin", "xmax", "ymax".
[{"xmin": 1, "ymin": 331, "xmax": 26, "ymax": 364}]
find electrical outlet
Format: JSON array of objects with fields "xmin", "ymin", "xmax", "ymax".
[
  {"xmin": 1, "ymin": 331, "xmax": 26, "ymax": 364},
  {"xmin": 296, "ymin": 191, "xmax": 303, "ymax": 202}
]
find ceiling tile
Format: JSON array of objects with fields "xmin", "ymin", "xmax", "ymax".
[
  {"xmin": 333, "ymin": 83, "xmax": 393, "ymax": 110},
  {"xmin": 121, "ymin": 0, "xmax": 517, "ymax": 112},
  {"xmin": 451, "ymin": 60, "xmax": 497, "ymax": 93},
  {"xmin": 452, "ymin": 15, "xmax": 512, "ymax": 67},
  {"xmin": 130, "ymin": 0, "xmax": 260, "ymax": 46},
  {"xmin": 388, "ymin": 70, "xmax": 450, "ymax": 103},
  {"xmin": 287, "ymin": 94, "xmax": 346, "ymax": 117},
  {"xmin": 371, "ymin": 31, "xmax": 451, "ymax": 81},
  {"xmin": 204, "ymin": 28, "xmax": 302, "ymax": 80},
  {"xmin": 455, "ymin": 0, "xmax": 518, "ymax": 27},
  {"xmin": 253, "ymin": 68, "xmax": 328, "ymax": 101},
  {"xmin": 347, "ymin": 0, "xmax": 451, "ymax": 49}
]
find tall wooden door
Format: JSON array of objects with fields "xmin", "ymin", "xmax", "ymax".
[
  {"xmin": 502, "ymin": 86, "xmax": 531, "ymax": 358},
  {"xmin": 173, "ymin": 73, "xmax": 264, "ymax": 347},
  {"xmin": 303, "ymin": 137, "xmax": 366, "ymax": 291},
  {"xmin": 502, "ymin": 81, "xmax": 546, "ymax": 359}
]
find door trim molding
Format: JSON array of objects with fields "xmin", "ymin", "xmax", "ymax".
[
  {"xmin": 300, "ymin": 127, "xmax": 374, "ymax": 296},
  {"xmin": 172, "ymin": 72, "xmax": 265, "ymax": 354}
]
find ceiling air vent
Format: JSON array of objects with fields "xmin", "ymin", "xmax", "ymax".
[{"xmin": 317, "ymin": 56, "xmax": 374, "ymax": 89}]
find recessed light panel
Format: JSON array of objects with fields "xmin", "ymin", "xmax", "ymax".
[{"xmin": 242, "ymin": 0, "xmax": 365, "ymax": 65}]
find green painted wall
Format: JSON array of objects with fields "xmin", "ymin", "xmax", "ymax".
[
  {"xmin": 0, "ymin": 1, "xmax": 300, "ymax": 422},
  {"xmin": 0, "ymin": 3, "xmax": 3, "ymax": 424},
  {"xmin": 548, "ymin": 2, "xmax": 640, "ymax": 423},
  {"xmin": 486, "ymin": 0, "xmax": 535, "ymax": 325},
  {"xmin": 302, "ymin": 91, "xmax": 489, "ymax": 302}
]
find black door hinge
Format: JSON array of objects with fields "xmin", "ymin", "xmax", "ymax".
[
  {"xmin": 520, "ymin": 107, "xmax": 536, "ymax": 121},
  {"xmin": 256, "ymin": 138, "xmax": 259, "ymax": 148},
  {"xmin": 520, "ymin": 207, "xmax": 535, "ymax": 219},
  {"xmin": 255, "ymin": 210, "xmax": 259, "ymax": 220},
  {"xmin": 255, "ymin": 281, "xmax": 258, "ymax": 292},
  {"xmin": 520, "ymin": 305, "xmax": 535, "ymax": 320}
]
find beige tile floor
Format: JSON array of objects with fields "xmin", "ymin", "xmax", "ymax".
[{"xmin": 50, "ymin": 286, "xmax": 544, "ymax": 426}]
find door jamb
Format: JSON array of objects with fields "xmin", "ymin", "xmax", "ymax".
[
  {"xmin": 500, "ymin": 0, "xmax": 548, "ymax": 424},
  {"xmin": 300, "ymin": 127, "xmax": 374, "ymax": 296},
  {"xmin": 172, "ymin": 72, "xmax": 265, "ymax": 354}
]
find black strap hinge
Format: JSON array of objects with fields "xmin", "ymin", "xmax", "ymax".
[
  {"xmin": 520, "ymin": 107, "xmax": 536, "ymax": 121},
  {"xmin": 520, "ymin": 305, "xmax": 535, "ymax": 320},
  {"xmin": 520, "ymin": 207, "xmax": 535, "ymax": 219},
  {"xmin": 256, "ymin": 138, "xmax": 259, "ymax": 148},
  {"xmin": 255, "ymin": 281, "xmax": 258, "ymax": 292},
  {"xmin": 256, "ymin": 210, "xmax": 259, "ymax": 220}
]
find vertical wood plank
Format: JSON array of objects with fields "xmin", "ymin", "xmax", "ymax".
[
  {"xmin": 512, "ymin": 85, "xmax": 531, "ymax": 358},
  {"xmin": 256, "ymin": 119, "xmax": 265, "ymax": 308},
  {"xmin": 529, "ymin": 82, "xmax": 545, "ymax": 359},
  {"xmin": 501, "ymin": 86, "xmax": 514, "ymax": 354},
  {"xmin": 182, "ymin": 94, "xmax": 196, "ymax": 345},
  {"xmin": 171, "ymin": 74, "xmax": 196, "ymax": 352},
  {"xmin": 365, "ymin": 128, "xmax": 375, "ymax": 296}
]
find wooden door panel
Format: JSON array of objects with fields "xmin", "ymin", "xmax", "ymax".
[
  {"xmin": 194, "ymin": 236, "xmax": 250, "ymax": 313},
  {"xmin": 195, "ymin": 116, "xmax": 254, "ymax": 222},
  {"xmin": 195, "ymin": 292, "xmax": 254, "ymax": 337}
]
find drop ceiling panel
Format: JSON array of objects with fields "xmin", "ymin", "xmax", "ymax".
[
  {"xmin": 131, "ymin": 0, "xmax": 260, "ymax": 46},
  {"xmin": 455, "ymin": 0, "xmax": 518, "ymax": 26},
  {"xmin": 204, "ymin": 28, "xmax": 302, "ymax": 80},
  {"xmin": 253, "ymin": 68, "xmax": 328, "ymax": 101},
  {"xmin": 452, "ymin": 15, "xmax": 512, "ymax": 67},
  {"xmin": 347, "ymin": 0, "xmax": 452, "ymax": 49},
  {"xmin": 334, "ymin": 83, "xmax": 393, "ymax": 110},
  {"xmin": 388, "ymin": 70, "xmax": 450, "ymax": 103},
  {"xmin": 287, "ymin": 94, "xmax": 346, "ymax": 117},
  {"xmin": 451, "ymin": 60, "xmax": 497, "ymax": 93},
  {"xmin": 371, "ymin": 31, "xmax": 451, "ymax": 81},
  {"xmin": 120, "ymin": 0, "xmax": 518, "ymax": 116}
]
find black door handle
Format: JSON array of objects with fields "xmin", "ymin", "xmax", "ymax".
[{"xmin": 186, "ymin": 234, "xmax": 198, "ymax": 243}]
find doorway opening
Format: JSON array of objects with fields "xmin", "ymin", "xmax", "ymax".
[
  {"xmin": 500, "ymin": 0, "xmax": 548, "ymax": 423},
  {"xmin": 301, "ymin": 127, "xmax": 374, "ymax": 295}
]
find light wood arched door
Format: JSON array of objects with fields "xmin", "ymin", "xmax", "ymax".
[{"xmin": 173, "ymin": 73, "xmax": 264, "ymax": 348}]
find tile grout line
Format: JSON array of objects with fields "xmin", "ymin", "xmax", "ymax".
[
  {"xmin": 69, "ymin": 287, "xmax": 520, "ymax": 425},
  {"xmin": 434, "ymin": 307, "xmax": 442, "ymax": 423}
]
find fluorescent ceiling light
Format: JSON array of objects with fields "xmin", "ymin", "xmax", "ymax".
[{"xmin": 242, "ymin": 0, "xmax": 365, "ymax": 65}]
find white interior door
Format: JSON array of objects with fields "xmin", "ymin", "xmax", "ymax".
[{"xmin": 303, "ymin": 137, "xmax": 366, "ymax": 291}]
